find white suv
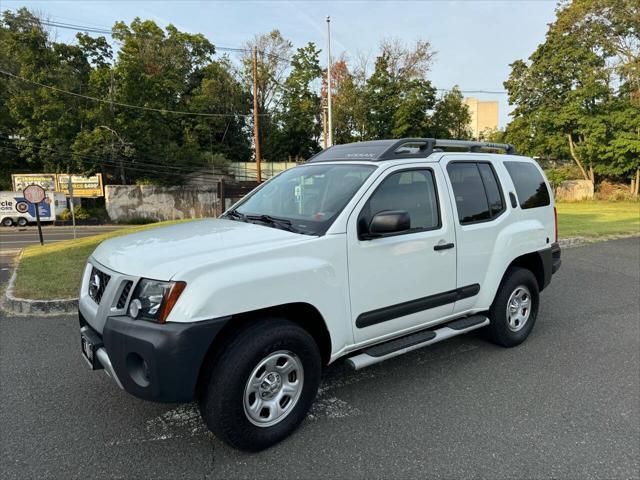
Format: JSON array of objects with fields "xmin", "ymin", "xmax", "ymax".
[{"xmin": 78, "ymin": 138, "xmax": 561, "ymax": 451}]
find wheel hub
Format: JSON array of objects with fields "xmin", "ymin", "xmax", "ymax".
[
  {"xmin": 506, "ymin": 285, "xmax": 532, "ymax": 332},
  {"xmin": 259, "ymin": 372, "xmax": 282, "ymax": 399},
  {"xmin": 243, "ymin": 351, "xmax": 304, "ymax": 427}
]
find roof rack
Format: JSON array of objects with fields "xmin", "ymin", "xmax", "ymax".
[{"xmin": 307, "ymin": 138, "xmax": 516, "ymax": 163}]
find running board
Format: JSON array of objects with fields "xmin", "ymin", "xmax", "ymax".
[{"xmin": 346, "ymin": 315, "xmax": 489, "ymax": 370}]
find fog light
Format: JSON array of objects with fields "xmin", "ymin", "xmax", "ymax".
[{"xmin": 129, "ymin": 299, "xmax": 142, "ymax": 318}]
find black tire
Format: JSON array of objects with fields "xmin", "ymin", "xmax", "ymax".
[
  {"xmin": 486, "ymin": 267, "xmax": 539, "ymax": 347},
  {"xmin": 1, "ymin": 218, "xmax": 13, "ymax": 227},
  {"xmin": 198, "ymin": 317, "xmax": 321, "ymax": 452},
  {"xmin": 16, "ymin": 217, "xmax": 28, "ymax": 227}
]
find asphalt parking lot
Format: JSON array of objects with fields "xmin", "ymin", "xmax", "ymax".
[
  {"xmin": 1, "ymin": 238, "xmax": 638, "ymax": 479},
  {"xmin": 0, "ymin": 225, "xmax": 125, "ymax": 249}
]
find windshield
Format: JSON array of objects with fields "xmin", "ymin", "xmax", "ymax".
[{"xmin": 230, "ymin": 163, "xmax": 377, "ymax": 235}]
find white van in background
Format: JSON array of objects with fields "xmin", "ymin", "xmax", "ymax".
[{"xmin": 0, "ymin": 190, "xmax": 57, "ymax": 226}]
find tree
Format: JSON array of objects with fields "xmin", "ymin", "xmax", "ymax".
[
  {"xmin": 2, "ymin": 9, "xmax": 91, "ymax": 175},
  {"xmin": 242, "ymin": 30, "xmax": 292, "ymax": 162},
  {"xmin": 187, "ymin": 58, "xmax": 251, "ymax": 163},
  {"xmin": 275, "ymin": 42, "xmax": 322, "ymax": 159},
  {"xmin": 379, "ymin": 37, "xmax": 436, "ymax": 81},
  {"xmin": 504, "ymin": 0, "xmax": 640, "ymax": 184},
  {"xmin": 431, "ymin": 87, "xmax": 472, "ymax": 139},
  {"xmin": 322, "ymin": 58, "xmax": 368, "ymax": 144}
]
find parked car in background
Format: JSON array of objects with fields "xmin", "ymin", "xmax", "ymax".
[{"xmin": 77, "ymin": 138, "xmax": 561, "ymax": 451}]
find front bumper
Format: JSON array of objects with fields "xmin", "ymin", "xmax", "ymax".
[{"xmin": 79, "ymin": 311, "xmax": 229, "ymax": 403}]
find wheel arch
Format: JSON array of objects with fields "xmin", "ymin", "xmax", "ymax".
[
  {"xmin": 504, "ymin": 250, "xmax": 547, "ymax": 292},
  {"xmin": 195, "ymin": 302, "xmax": 332, "ymax": 397}
]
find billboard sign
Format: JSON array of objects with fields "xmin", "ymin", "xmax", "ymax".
[
  {"xmin": 56, "ymin": 174, "xmax": 104, "ymax": 197},
  {"xmin": 12, "ymin": 173, "xmax": 57, "ymax": 192}
]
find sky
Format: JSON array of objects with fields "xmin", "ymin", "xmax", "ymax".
[{"xmin": 1, "ymin": 0, "xmax": 558, "ymax": 128}]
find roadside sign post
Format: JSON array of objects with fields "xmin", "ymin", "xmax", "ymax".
[
  {"xmin": 23, "ymin": 184, "xmax": 46, "ymax": 246},
  {"xmin": 68, "ymin": 176, "xmax": 77, "ymax": 239}
]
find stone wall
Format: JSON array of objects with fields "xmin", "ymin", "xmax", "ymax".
[
  {"xmin": 555, "ymin": 180, "xmax": 594, "ymax": 201},
  {"xmin": 105, "ymin": 185, "xmax": 220, "ymax": 222}
]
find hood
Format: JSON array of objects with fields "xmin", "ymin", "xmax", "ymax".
[{"xmin": 91, "ymin": 218, "xmax": 308, "ymax": 279}]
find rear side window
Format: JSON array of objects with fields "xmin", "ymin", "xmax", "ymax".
[
  {"xmin": 447, "ymin": 162, "xmax": 505, "ymax": 224},
  {"xmin": 504, "ymin": 161, "xmax": 550, "ymax": 209},
  {"xmin": 478, "ymin": 163, "xmax": 505, "ymax": 217}
]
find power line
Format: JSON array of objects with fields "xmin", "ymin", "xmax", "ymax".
[
  {"xmin": 0, "ymin": 135, "xmax": 231, "ymax": 177},
  {"xmin": 15, "ymin": 15, "xmax": 506, "ymax": 95},
  {"xmin": 0, "ymin": 69, "xmax": 269, "ymax": 118},
  {"xmin": 24, "ymin": 17, "xmax": 290, "ymax": 63}
]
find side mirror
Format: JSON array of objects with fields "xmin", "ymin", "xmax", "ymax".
[{"xmin": 362, "ymin": 210, "xmax": 411, "ymax": 239}]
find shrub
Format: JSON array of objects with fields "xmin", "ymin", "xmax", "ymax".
[
  {"xmin": 117, "ymin": 216, "xmax": 158, "ymax": 225},
  {"xmin": 73, "ymin": 206, "xmax": 90, "ymax": 220},
  {"xmin": 58, "ymin": 208, "xmax": 72, "ymax": 221},
  {"xmin": 135, "ymin": 178, "xmax": 159, "ymax": 186},
  {"xmin": 545, "ymin": 164, "xmax": 583, "ymax": 189}
]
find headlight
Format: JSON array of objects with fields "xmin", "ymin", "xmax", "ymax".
[{"xmin": 129, "ymin": 279, "xmax": 186, "ymax": 323}]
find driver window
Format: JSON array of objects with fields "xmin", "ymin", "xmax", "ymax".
[{"xmin": 358, "ymin": 169, "xmax": 440, "ymax": 234}]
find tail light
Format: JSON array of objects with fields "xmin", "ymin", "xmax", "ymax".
[{"xmin": 554, "ymin": 206, "xmax": 558, "ymax": 243}]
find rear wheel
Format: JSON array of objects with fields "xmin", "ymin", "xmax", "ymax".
[
  {"xmin": 16, "ymin": 217, "xmax": 28, "ymax": 227},
  {"xmin": 487, "ymin": 267, "xmax": 539, "ymax": 347},
  {"xmin": 198, "ymin": 317, "xmax": 321, "ymax": 451},
  {"xmin": 1, "ymin": 217, "xmax": 13, "ymax": 227}
]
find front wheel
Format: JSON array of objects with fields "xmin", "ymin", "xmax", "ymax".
[
  {"xmin": 198, "ymin": 318, "xmax": 321, "ymax": 451},
  {"xmin": 486, "ymin": 267, "xmax": 539, "ymax": 347},
  {"xmin": 1, "ymin": 217, "xmax": 14, "ymax": 227},
  {"xmin": 16, "ymin": 217, "xmax": 28, "ymax": 227}
]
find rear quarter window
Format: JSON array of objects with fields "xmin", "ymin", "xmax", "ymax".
[{"xmin": 504, "ymin": 161, "xmax": 551, "ymax": 209}]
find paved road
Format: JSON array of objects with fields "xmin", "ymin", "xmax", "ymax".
[
  {"xmin": 0, "ymin": 225, "xmax": 125, "ymax": 250},
  {"xmin": 1, "ymin": 238, "xmax": 638, "ymax": 479},
  {"xmin": 0, "ymin": 249, "xmax": 17, "ymax": 288}
]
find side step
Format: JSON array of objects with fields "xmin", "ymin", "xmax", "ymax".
[{"xmin": 346, "ymin": 315, "xmax": 489, "ymax": 370}]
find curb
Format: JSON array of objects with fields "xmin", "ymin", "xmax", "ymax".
[
  {"xmin": 1, "ymin": 252, "xmax": 78, "ymax": 316},
  {"xmin": 558, "ymin": 233, "xmax": 639, "ymax": 249}
]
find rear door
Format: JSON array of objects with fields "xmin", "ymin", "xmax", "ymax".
[
  {"xmin": 442, "ymin": 157, "xmax": 508, "ymax": 312},
  {"xmin": 346, "ymin": 163, "xmax": 458, "ymax": 344}
]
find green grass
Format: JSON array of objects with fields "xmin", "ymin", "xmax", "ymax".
[
  {"xmin": 557, "ymin": 201, "xmax": 640, "ymax": 239},
  {"xmin": 9, "ymin": 201, "xmax": 640, "ymax": 300},
  {"xmin": 12, "ymin": 220, "xmax": 191, "ymax": 300}
]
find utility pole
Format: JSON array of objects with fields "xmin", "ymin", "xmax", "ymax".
[
  {"xmin": 67, "ymin": 174, "xmax": 77, "ymax": 240},
  {"xmin": 252, "ymin": 46, "xmax": 262, "ymax": 183},
  {"xmin": 326, "ymin": 16, "xmax": 333, "ymax": 147},
  {"xmin": 322, "ymin": 105, "xmax": 328, "ymax": 149}
]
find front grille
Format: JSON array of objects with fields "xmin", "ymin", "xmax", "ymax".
[
  {"xmin": 88, "ymin": 266, "xmax": 111, "ymax": 304},
  {"xmin": 117, "ymin": 281, "xmax": 133, "ymax": 309}
]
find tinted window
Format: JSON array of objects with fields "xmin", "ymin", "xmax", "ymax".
[
  {"xmin": 504, "ymin": 161, "xmax": 550, "ymax": 209},
  {"xmin": 360, "ymin": 169, "xmax": 440, "ymax": 233},
  {"xmin": 478, "ymin": 163, "xmax": 505, "ymax": 217},
  {"xmin": 447, "ymin": 163, "xmax": 491, "ymax": 223}
]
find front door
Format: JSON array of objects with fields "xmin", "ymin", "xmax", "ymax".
[{"xmin": 347, "ymin": 164, "xmax": 457, "ymax": 344}]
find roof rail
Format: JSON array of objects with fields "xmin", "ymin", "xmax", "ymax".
[
  {"xmin": 306, "ymin": 137, "xmax": 517, "ymax": 163},
  {"xmin": 431, "ymin": 139, "xmax": 516, "ymax": 155},
  {"xmin": 377, "ymin": 138, "xmax": 516, "ymax": 160}
]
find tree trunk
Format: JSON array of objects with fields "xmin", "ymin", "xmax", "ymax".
[
  {"xmin": 635, "ymin": 169, "xmax": 640, "ymax": 197},
  {"xmin": 589, "ymin": 164, "xmax": 595, "ymax": 184},
  {"xmin": 567, "ymin": 134, "xmax": 590, "ymax": 181}
]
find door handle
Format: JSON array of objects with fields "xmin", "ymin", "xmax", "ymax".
[{"xmin": 434, "ymin": 242, "xmax": 455, "ymax": 251}]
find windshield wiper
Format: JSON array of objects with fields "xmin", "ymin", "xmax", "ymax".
[
  {"xmin": 245, "ymin": 214, "xmax": 300, "ymax": 233},
  {"xmin": 224, "ymin": 210, "xmax": 247, "ymax": 221}
]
